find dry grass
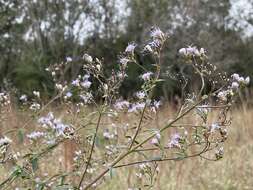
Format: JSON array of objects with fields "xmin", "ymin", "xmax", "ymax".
[
  {"xmin": 101, "ymin": 107, "xmax": 253, "ymax": 190},
  {"xmin": 1, "ymin": 105, "xmax": 253, "ymax": 190}
]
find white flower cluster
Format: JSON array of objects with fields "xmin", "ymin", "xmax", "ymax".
[
  {"xmin": 19, "ymin": 94, "xmax": 28, "ymax": 102},
  {"xmin": 0, "ymin": 136, "xmax": 12, "ymax": 146},
  {"xmin": 29, "ymin": 103, "xmax": 41, "ymax": 111},
  {"xmin": 27, "ymin": 131, "xmax": 45, "ymax": 140},
  {"xmin": 33, "ymin": 91, "xmax": 40, "ymax": 98},
  {"xmin": 0, "ymin": 92, "xmax": 10, "ymax": 106},
  {"xmin": 83, "ymin": 53, "xmax": 93, "ymax": 63},
  {"xmin": 114, "ymin": 100, "xmax": 130, "ymax": 110},
  {"xmin": 217, "ymin": 74, "xmax": 250, "ymax": 102},
  {"xmin": 179, "ymin": 46, "xmax": 205, "ymax": 57},
  {"xmin": 231, "ymin": 73, "xmax": 250, "ymax": 87}
]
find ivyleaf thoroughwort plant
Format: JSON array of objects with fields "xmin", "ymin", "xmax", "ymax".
[{"xmin": 0, "ymin": 27, "xmax": 250, "ymax": 189}]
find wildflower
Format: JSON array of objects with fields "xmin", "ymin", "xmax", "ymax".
[
  {"xmin": 103, "ymin": 129, "xmax": 115, "ymax": 140},
  {"xmin": 136, "ymin": 91, "xmax": 146, "ymax": 99},
  {"xmin": 178, "ymin": 46, "xmax": 205, "ymax": 57},
  {"xmin": 153, "ymin": 100, "xmax": 161, "ymax": 109},
  {"xmin": 33, "ymin": 91, "xmax": 40, "ymax": 98},
  {"xmin": 0, "ymin": 92, "xmax": 10, "ymax": 106},
  {"xmin": 231, "ymin": 73, "xmax": 240, "ymax": 81},
  {"xmin": 114, "ymin": 100, "xmax": 130, "ymax": 110},
  {"xmin": 140, "ymin": 72, "xmax": 153, "ymax": 81},
  {"xmin": 55, "ymin": 84, "xmax": 63, "ymax": 90},
  {"xmin": 125, "ymin": 43, "xmax": 136, "ymax": 53},
  {"xmin": 80, "ymin": 92, "xmax": 93, "ymax": 104},
  {"xmin": 83, "ymin": 54, "xmax": 93, "ymax": 63},
  {"xmin": 96, "ymin": 64, "xmax": 101, "ymax": 71},
  {"xmin": 20, "ymin": 94, "xmax": 28, "ymax": 102},
  {"xmin": 66, "ymin": 57, "xmax": 72, "ymax": 62},
  {"xmin": 81, "ymin": 80, "xmax": 92, "ymax": 89},
  {"xmin": 128, "ymin": 102, "xmax": 146, "ymax": 112},
  {"xmin": 27, "ymin": 131, "xmax": 45, "ymax": 140},
  {"xmin": 117, "ymin": 72, "xmax": 128, "ymax": 79},
  {"xmin": 168, "ymin": 133, "xmax": 181, "ymax": 148},
  {"xmin": 210, "ymin": 123, "xmax": 220, "ymax": 132},
  {"xmin": 151, "ymin": 131, "xmax": 161, "ymax": 145},
  {"xmin": 245, "ymin": 76, "xmax": 250, "ymax": 85},
  {"xmin": 231, "ymin": 82, "xmax": 239, "ymax": 90},
  {"xmin": 150, "ymin": 27, "xmax": 165, "ymax": 40},
  {"xmin": 178, "ymin": 48, "xmax": 187, "ymax": 55},
  {"xmin": 149, "ymin": 39, "xmax": 162, "ymax": 49},
  {"xmin": 64, "ymin": 92, "xmax": 72, "ymax": 100},
  {"xmin": 30, "ymin": 103, "xmax": 41, "ymax": 111},
  {"xmin": 0, "ymin": 136, "xmax": 12, "ymax": 146},
  {"xmin": 215, "ymin": 147, "xmax": 224, "ymax": 159},
  {"xmin": 72, "ymin": 79, "xmax": 80, "ymax": 87},
  {"xmin": 83, "ymin": 74, "xmax": 90, "ymax": 80},
  {"xmin": 119, "ymin": 57, "xmax": 130, "ymax": 67},
  {"xmin": 144, "ymin": 44, "xmax": 153, "ymax": 53},
  {"xmin": 217, "ymin": 91, "xmax": 228, "ymax": 102}
]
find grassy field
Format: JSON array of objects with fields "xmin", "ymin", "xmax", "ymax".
[
  {"xmin": 0, "ymin": 105, "xmax": 253, "ymax": 190},
  {"xmin": 101, "ymin": 106, "xmax": 253, "ymax": 190}
]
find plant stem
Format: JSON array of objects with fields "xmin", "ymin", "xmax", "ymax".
[{"xmin": 78, "ymin": 112, "xmax": 102, "ymax": 188}]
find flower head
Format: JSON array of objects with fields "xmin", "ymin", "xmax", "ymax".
[{"xmin": 125, "ymin": 43, "xmax": 136, "ymax": 54}]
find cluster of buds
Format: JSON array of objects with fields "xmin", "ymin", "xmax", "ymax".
[
  {"xmin": 0, "ymin": 92, "xmax": 10, "ymax": 106},
  {"xmin": 179, "ymin": 46, "xmax": 206, "ymax": 58},
  {"xmin": 217, "ymin": 73, "xmax": 250, "ymax": 102}
]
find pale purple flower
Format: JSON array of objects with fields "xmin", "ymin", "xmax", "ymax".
[
  {"xmin": 64, "ymin": 92, "xmax": 72, "ymax": 99},
  {"xmin": 125, "ymin": 43, "xmax": 136, "ymax": 53},
  {"xmin": 114, "ymin": 100, "xmax": 130, "ymax": 110},
  {"xmin": 168, "ymin": 133, "xmax": 181, "ymax": 148},
  {"xmin": 140, "ymin": 72, "xmax": 153, "ymax": 81},
  {"xmin": 136, "ymin": 91, "xmax": 146, "ymax": 99},
  {"xmin": 81, "ymin": 80, "xmax": 92, "ymax": 89},
  {"xmin": 72, "ymin": 79, "xmax": 80, "ymax": 87},
  {"xmin": 128, "ymin": 102, "xmax": 146, "ymax": 112},
  {"xmin": 150, "ymin": 27, "xmax": 164, "ymax": 40},
  {"xmin": 119, "ymin": 57, "xmax": 130, "ymax": 67}
]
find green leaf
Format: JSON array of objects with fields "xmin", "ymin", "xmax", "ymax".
[
  {"xmin": 31, "ymin": 157, "xmax": 38, "ymax": 171},
  {"xmin": 17, "ymin": 129, "xmax": 24, "ymax": 143}
]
